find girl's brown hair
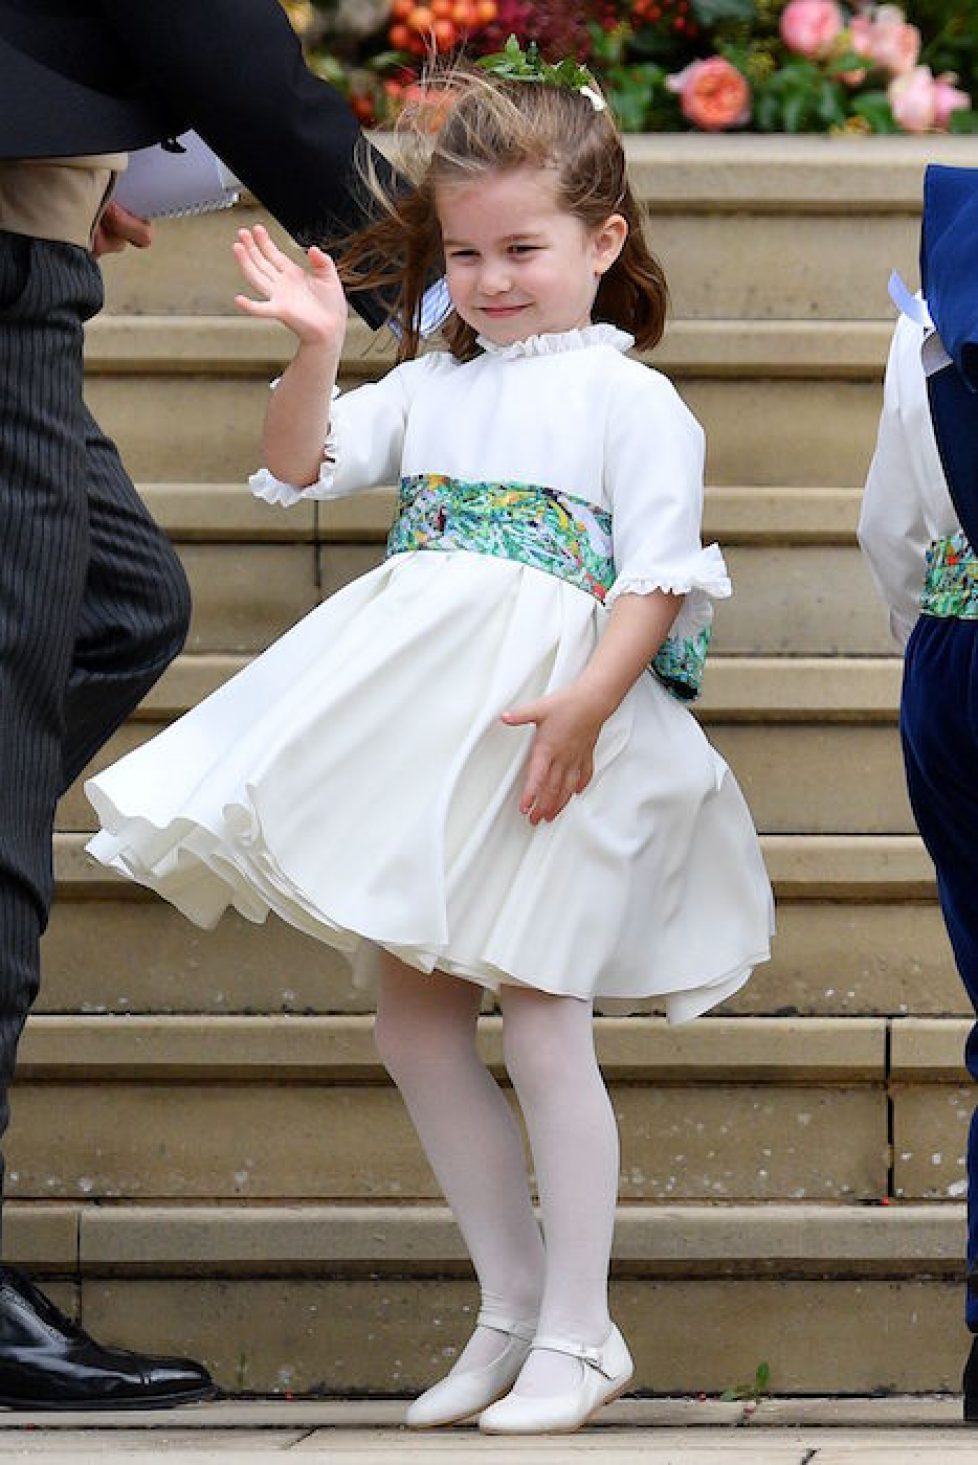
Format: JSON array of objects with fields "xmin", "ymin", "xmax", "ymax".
[{"xmin": 336, "ymin": 67, "xmax": 669, "ymax": 362}]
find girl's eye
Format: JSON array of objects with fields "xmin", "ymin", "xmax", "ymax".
[
  {"xmin": 447, "ymin": 250, "xmax": 477, "ymax": 260},
  {"xmin": 509, "ymin": 245, "xmax": 538, "ymax": 255}
]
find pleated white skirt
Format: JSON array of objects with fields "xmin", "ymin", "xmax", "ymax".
[{"xmin": 86, "ymin": 551, "xmax": 774, "ymax": 1022}]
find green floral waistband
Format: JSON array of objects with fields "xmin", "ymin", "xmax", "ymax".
[
  {"xmin": 921, "ymin": 532, "xmax": 978, "ymax": 620},
  {"xmin": 386, "ymin": 473, "xmax": 710, "ymax": 702}
]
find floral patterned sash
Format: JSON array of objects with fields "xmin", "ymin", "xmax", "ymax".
[
  {"xmin": 387, "ymin": 472, "xmax": 710, "ymax": 701},
  {"xmin": 921, "ymin": 532, "xmax": 978, "ymax": 620}
]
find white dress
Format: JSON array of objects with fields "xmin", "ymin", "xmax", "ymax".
[{"xmin": 86, "ymin": 324, "xmax": 774, "ymax": 1023}]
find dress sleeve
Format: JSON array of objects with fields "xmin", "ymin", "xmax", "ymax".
[
  {"xmin": 249, "ymin": 356, "xmax": 437, "ymax": 508},
  {"xmin": 604, "ymin": 367, "xmax": 730, "ymax": 638},
  {"xmin": 601, "ymin": 365, "xmax": 730, "ymax": 702},
  {"xmin": 858, "ymin": 317, "xmax": 931, "ymax": 649}
]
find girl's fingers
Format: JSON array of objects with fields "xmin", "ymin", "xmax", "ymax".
[
  {"xmin": 233, "ymin": 293, "xmax": 276, "ymax": 318},
  {"xmin": 252, "ymin": 223, "xmax": 293, "ymax": 272},
  {"xmin": 501, "ymin": 701, "xmax": 542, "ymax": 728},
  {"xmin": 307, "ymin": 245, "xmax": 335, "ymax": 272},
  {"xmin": 233, "ymin": 243, "xmax": 276, "ymax": 296}
]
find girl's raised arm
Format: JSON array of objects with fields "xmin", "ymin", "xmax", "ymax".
[{"xmin": 234, "ymin": 224, "xmax": 348, "ymax": 487}]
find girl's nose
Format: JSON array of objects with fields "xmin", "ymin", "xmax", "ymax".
[{"xmin": 480, "ymin": 261, "xmax": 512, "ymax": 295}]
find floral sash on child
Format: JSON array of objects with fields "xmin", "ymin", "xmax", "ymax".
[
  {"xmin": 387, "ymin": 472, "xmax": 711, "ymax": 701},
  {"xmin": 921, "ymin": 531, "xmax": 978, "ymax": 620}
]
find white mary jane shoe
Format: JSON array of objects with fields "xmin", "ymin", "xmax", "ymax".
[
  {"xmin": 477, "ymin": 1322, "xmax": 633, "ymax": 1435},
  {"xmin": 405, "ymin": 1310, "xmax": 537, "ymax": 1429}
]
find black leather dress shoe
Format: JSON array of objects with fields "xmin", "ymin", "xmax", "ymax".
[
  {"xmin": 964, "ymin": 1334, "xmax": 978, "ymax": 1422},
  {"xmin": 0, "ymin": 1267, "xmax": 216, "ymax": 1410}
]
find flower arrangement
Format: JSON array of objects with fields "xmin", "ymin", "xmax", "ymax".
[{"xmin": 282, "ymin": 0, "xmax": 978, "ymax": 134}]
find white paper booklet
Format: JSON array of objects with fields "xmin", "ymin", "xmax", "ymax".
[{"xmin": 114, "ymin": 131, "xmax": 240, "ymax": 219}]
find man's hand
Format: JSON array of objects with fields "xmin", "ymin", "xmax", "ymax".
[
  {"xmin": 93, "ymin": 201, "xmax": 154, "ymax": 258},
  {"xmin": 501, "ymin": 685, "xmax": 610, "ymax": 826}
]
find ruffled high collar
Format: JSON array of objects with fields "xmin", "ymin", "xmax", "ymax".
[{"xmin": 476, "ymin": 323, "xmax": 635, "ymax": 359}]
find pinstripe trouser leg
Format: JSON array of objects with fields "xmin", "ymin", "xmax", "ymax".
[{"xmin": 0, "ymin": 231, "xmax": 190, "ymax": 1216}]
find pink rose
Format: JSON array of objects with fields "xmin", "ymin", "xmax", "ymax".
[
  {"xmin": 848, "ymin": 14, "xmax": 875, "ymax": 59},
  {"xmin": 667, "ymin": 57, "xmax": 751, "ymax": 132},
  {"xmin": 780, "ymin": 0, "xmax": 845, "ymax": 59},
  {"xmin": 933, "ymin": 72, "xmax": 971, "ymax": 129},
  {"xmin": 848, "ymin": 6, "xmax": 919, "ymax": 76},
  {"xmin": 871, "ymin": 12, "xmax": 920, "ymax": 74},
  {"xmin": 888, "ymin": 65, "xmax": 936, "ymax": 131}
]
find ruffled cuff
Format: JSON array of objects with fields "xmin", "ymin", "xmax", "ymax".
[
  {"xmin": 607, "ymin": 542, "xmax": 731, "ymax": 634},
  {"xmin": 248, "ymin": 448, "xmax": 338, "ymax": 507},
  {"xmin": 608, "ymin": 541, "xmax": 730, "ymax": 603},
  {"xmin": 248, "ymin": 385, "xmax": 341, "ymax": 507},
  {"xmin": 606, "ymin": 544, "xmax": 731, "ymax": 703}
]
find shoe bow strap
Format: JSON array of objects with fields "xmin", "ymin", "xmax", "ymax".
[
  {"xmin": 530, "ymin": 1333, "xmax": 615, "ymax": 1377},
  {"xmin": 475, "ymin": 1310, "xmax": 537, "ymax": 1343}
]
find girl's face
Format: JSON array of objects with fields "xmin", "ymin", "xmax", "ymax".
[{"xmin": 437, "ymin": 165, "xmax": 627, "ymax": 347}]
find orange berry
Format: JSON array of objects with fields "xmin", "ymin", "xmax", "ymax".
[
  {"xmin": 475, "ymin": 0, "xmax": 497, "ymax": 19},
  {"xmin": 432, "ymin": 0, "xmax": 454, "ymax": 14},
  {"xmin": 452, "ymin": 1, "xmax": 476, "ymax": 25},
  {"xmin": 389, "ymin": 21, "xmax": 412, "ymax": 46},
  {"xmin": 350, "ymin": 94, "xmax": 376, "ymax": 124},
  {"xmin": 433, "ymin": 17, "xmax": 457, "ymax": 47},
  {"xmin": 407, "ymin": 5, "xmax": 435, "ymax": 30},
  {"xmin": 391, "ymin": 0, "xmax": 413, "ymax": 14}
]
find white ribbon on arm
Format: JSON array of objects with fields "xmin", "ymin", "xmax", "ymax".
[{"xmin": 888, "ymin": 269, "xmax": 952, "ymax": 377}]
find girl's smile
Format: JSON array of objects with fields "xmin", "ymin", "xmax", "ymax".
[{"xmin": 437, "ymin": 166, "xmax": 626, "ymax": 347}]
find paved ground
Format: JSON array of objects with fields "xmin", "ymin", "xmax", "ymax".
[{"xmin": 0, "ymin": 1399, "xmax": 975, "ymax": 1463}]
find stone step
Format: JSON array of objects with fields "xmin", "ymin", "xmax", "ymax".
[
  {"xmin": 99, "ymin": 135, "xmax": 976, "ymax": 322},
  {"xmin": 147, "ymin": 538, "xmax": 891, "ymax": 657},
  {"xmin": 128, "ymin": 652, "xmax": 904, "ymax": 722},
  {"xmin": 0, "ymin": 1199, "xmax": 966, "ymax": 1395},
  {"xmin": 7, "ymin": 1014, "xmax": 887, "ymax": 1206},
  {"xmin": 45, "ymin": 832, "xmax": 946, "ymax": 1020},
  {"xmin": 113, "ymin": 526, "xmax": 894, "ymax": 657},
  {"xmin": 82, "ymin": 315, "xmax": 889, "ymax": 487},
  {"xmin": 12, "ymin": 1015, "xmax": 969, "ymax": 1213},
  {"xmin": 140, "ymin": 481, "xmax": 866, "ymax": 544},
  {"xmin": 57, "ymin": 655, "xmax": 913, "ymax": 835},
  {"xmin": 39, "ymin": 887, "xmax": 959, "ymax": 1020},
  {"xmin": 134, "ymin": 481, "xmax": 894, "ymax": 657}
]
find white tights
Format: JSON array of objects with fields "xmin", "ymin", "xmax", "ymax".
[{"xmin": 374, "ymin": 957, "xmax": 620, "ymax": 1397}]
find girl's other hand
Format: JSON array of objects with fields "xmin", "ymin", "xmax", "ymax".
[
  {"xmin": 233, "ymin": 224, "xmax": 347, "ymax": 350},
  {"xmin": 501, "ymin": 686, "xmax": 608, "ymax": 826}
]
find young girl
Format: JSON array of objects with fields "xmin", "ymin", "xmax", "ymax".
[{"xmin": 86, "ymin": 59, "xmax": 773, "ymax": 1434}]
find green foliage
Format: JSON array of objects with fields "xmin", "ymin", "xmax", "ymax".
[
  {"xmin": 909, "ymin": 0, "xmax": 978, "ymax": 100},
  {"xmin": 721, "ymin": 1359, "xmax": 772, "ymax": 1403},
  {"xmin": 949, "ymin": 107, "xmax": 978, "ymax": 132},
  {"xmin": 851, "ymin": 89, "xmax": 900, "ymax": 131},
  {"xmin": 691, "ymin": 0, "xmax": 756, "ymax": 28},
  {"xmin": 750, "ymin": 57, "xmax": 849, "ymax": 131},
  {"xmin": 476, "ymin": 33, "xmax": 600, "ymax": 92}
]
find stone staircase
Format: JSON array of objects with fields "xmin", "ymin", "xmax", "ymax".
[{"xmin": 19, "ymin": 135, "xmax": 978, "ymax": 1396}]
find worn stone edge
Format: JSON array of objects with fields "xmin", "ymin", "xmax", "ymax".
[{"xmin": 13, "ymin": 1013, "xmax": 886, "ymax": 1081}]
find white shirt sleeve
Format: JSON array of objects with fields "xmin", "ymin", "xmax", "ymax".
[
  {"xmin": 604, "ymin": 365, "xmax": 730, "ymax": 637},
  {"xmin": 249, "ymin": 355, "xmax": 445, "ymax": 507},
  {"xmin": 858, "ymin": 316, "xmax": 933, "ymax": 649}
]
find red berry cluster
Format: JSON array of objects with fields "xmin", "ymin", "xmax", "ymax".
[
  {"xmin": 631, "ymin": 0, "xmax": 698, "ymax": 36},
  {"xmin": 389, "ymin": 0, "xmax": 499, "ymax": 56}
]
